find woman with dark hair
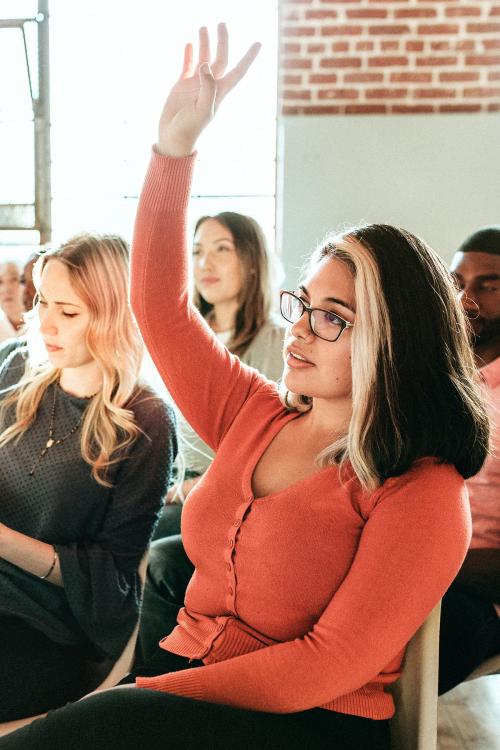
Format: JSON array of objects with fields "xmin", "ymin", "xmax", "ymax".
[{"xmin": 0, "ymin": 25, "xmax": 488, "ymax": 750}]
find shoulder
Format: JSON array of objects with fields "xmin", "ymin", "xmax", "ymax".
[
  {"xmin": 0, "ymin": 339, "xmax": 28, "ymax": 389},
  {"xmin": 251, "ymin": 317, "xmax": 286, "ymax": 348},
  {"xmin": 127, "ymin": 385, "xmax": 176, "ymax": 439},
  {"xmin": 374, "ymin": 458, "xmax": 467, "ymax": 509}
]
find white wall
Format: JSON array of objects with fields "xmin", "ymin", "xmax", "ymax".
[{"xmin": 277, "ymin": 114, "xmax": 500, "ymax": 288}]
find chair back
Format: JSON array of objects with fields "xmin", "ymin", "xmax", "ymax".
[{"xmin": 388, "ymin": 602, "xmax": 441, "ymax": 750}]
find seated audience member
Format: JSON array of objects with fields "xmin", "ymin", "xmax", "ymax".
[
  {"xmin": 0, "ymin": 26, "xmax": 489, "ymax": 750},
  {"xmin": 0, "ymin": 260, "xmax": 24, "ymax": 342},
  {"xmin": 0, "ymin": 233, "xmax": 176, "ymax": 722},
  {"xmin": 439, "ymin": 226, "xmax": 500, "ymax": 694},
  {"xmin": 139, "ymin": 212, "xmax": 285, "ymax": 662},
  {"xmin": 20, "ymin": 252, "xmax": 39, "ymax": 312}
]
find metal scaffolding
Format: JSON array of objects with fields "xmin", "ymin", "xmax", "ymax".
[{"xmin": 0, "ymin": 0, "xmax": 51, "ymax": 244}]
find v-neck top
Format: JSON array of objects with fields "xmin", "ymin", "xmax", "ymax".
[{"xmin": 131, "ymin": 149, "xmax": 471, "ymax": 719}]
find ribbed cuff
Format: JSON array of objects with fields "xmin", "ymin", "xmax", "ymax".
[
  {"xmin": 140, "ymin": 147, "xmax": 197, "ymax": 214},
  {"xmin": 136, "ymin": 668, "xmax": 206, "ymax": 702}
]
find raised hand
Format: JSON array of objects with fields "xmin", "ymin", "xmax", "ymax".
[{"xmin": 157, "ymin": 23, "xmax": 261, "ymax": 158}]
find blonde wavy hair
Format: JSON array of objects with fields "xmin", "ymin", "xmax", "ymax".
[
  {"xmin": 0, "ymin": 233, "xmax": 144, "ymax": 486},
  {"xmin": 281, "ymin": 224, "xmax": 489, "ymax": 490}
]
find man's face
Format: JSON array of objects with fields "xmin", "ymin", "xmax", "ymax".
[{"xmin": 450, "ymin": 251, "xmax": 500, "ymax": 343}]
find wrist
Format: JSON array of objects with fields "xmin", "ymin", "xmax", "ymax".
[{"xmin": 155, "ymin": 140, "xmax": 195, "ymax": 159}]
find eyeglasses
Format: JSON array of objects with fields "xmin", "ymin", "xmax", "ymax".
[{"xmin": 280, "ymin": 290, "xmax": 354, "ymax": 343}]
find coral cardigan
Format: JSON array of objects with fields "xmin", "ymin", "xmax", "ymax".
[{"xmin": 131, "ymin": 150, "xmax": 471, "ymax": 719}]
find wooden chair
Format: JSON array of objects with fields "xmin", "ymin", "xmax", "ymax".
[{"xmin": 388, "ymin": 602, "xmax": 442, "ymax": 750}]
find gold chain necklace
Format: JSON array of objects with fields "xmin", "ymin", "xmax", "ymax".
[{"xmin": 28, "ymin": 385, "xmax": 84, "ymax": 477}]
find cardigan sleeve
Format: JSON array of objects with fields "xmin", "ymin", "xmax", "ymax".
[
  {"xmin": 57, "ymin": 395, "xmax": 177, "ymax": 659},
  {"xmin": 137, "ymin": 463, "xmax": 471, "ymax": 713},
  {"xmin": 130, "ymin": 150, "xmax": 268, "ymax": 454}
]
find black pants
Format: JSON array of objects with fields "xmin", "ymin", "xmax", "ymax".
[
  {"xmin": 438, "ymin": 581, "xmax": 500, "ymax": 694},
  {"xmin": 0, "ymin": 616, "xmax": 90, "ymax": 721},
  {"xmin": 136, "ymin": 529, "xmax": 194, "ymax": 668},
  {"xmin": 0, "ymin": 650, "xmax": 390, "ymax": 750}
]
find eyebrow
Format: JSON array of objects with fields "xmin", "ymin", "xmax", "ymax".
[
  {"xmin": 452, "ymin": 273, "xmax": 500, "ymax": 282},
  {"xmin": 299, "ymin": 284, "xmax": 355, "ymax": 313},
  {"xmin": 39, "ymin": 293, "xmax": 82, "ymax": 308},
  {"xmin": 193, "ymin": 237, "xmax": 235, "ymax": 246}
]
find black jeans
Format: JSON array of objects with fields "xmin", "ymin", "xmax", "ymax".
[
  {"xmin": 136, "ymin": 528, "xmax": 194, "ymax": 668},
  {"xmin": 439, "ymin": 581, "xmax": 500, "ymax": 694},
  {"xmin": 0, "ymin": 615, "xmax": 90, "ymax": 721},
  {"xmin": 0, "ymin": 650, "xmax": 390, "ymax": 750}
]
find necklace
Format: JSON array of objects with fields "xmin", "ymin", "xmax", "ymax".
[{"xmin": 28, "ymin": 385, "xmax": 85, "ymax": 476}]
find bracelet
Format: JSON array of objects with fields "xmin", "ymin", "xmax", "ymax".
[{"xmin": 40, "ymin": 545, "xmax": 58, "ymax": 580}]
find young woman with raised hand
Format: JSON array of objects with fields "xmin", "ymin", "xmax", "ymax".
[
  {"xmin": 0, "ymin": 233, "xmax": 176, "ymax": 723},
  {"xmin": 0, "ymin": 25, "xmax": 488, "ymax": 750}
]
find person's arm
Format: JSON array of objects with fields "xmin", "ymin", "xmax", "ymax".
[
  {"xmin": 0, "ymin": 527, "xmax": 62, "ymax": 585},
  {"xmin": 455, "ymin": 547, "xmax": 500, "ymax": 602},
  {"xmin": 130, "ymin": 26, "xmax": 263, "ymax": 455},
  {"xmin": 137, "ymin": 464, "xmax": 471, "ymax": 713},
  {"xmin": 57, "ymin": 397, "xmax": 176, "ymax": 659}
]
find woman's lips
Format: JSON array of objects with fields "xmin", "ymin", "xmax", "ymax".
[{"xmin": 286, "ymin": 350, "xmax": 314, "ymax": 368}]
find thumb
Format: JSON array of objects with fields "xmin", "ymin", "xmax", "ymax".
[{"xmin": 197, "ymin": 63, "xmax": 217, "ymax": 117}]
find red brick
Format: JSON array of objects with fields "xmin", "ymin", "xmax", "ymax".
[
  {"xmin": 282, "ymin": 58, "xmax": 313, "ymax": 70},
  {"xmin": 345, "ymin": 104, "xmax": 388, "ymax": 114},
  {"xmin": 281, "ymin": 74, "xmax": 303, "ymax": 86},
  {"xmin": 305, "ymin": 10, "xmax": 338, "ymax": 19},
  {"xmin": 439, "ymin": 104, "xmax": 482, "ymax": 113},
  {"xmin": 281, "ymin": 43, "xmax": 301, "ymax": 54},
  {"xmin": 429, "ymin": 40, "xmax": 475, "ymax": 52},
  {"xmin": 487, "ymin": 103, "xmax": 500, "ymax": 111},
  {"xmin": 346, "ymin": 9, "xmax": 387, "ymax": 19},
  {"xmin": 369, "ymin": 56, "xmax": 409, "ymax": 67},
  {"xmin": 282, "ymin": 26, "xmax": 316, "ymax": 37},
  {"xmin": 366, "ymin": 87, "xmax": 407, "ymax": 99},
  {"xmin": 445, "ymin": 6, "xmax": 482, "ymax": 17},
  {"xmin": 392, "ymin": 105, "xmax": 434, "ymax": 113},
  {"xmin": 381, "ymin": 41, "xmax": 400, "ymax": 52},
  {"xmin": 331, "ymin": 42, "xmax": 350, "ymax": 52},
  {"xmin": 282, "ymin": 90, "xmax": 312, "ymax": 100},
  {"xmin": 318, "ymin": 88, "xmax": 359, "ymax": 100},
  {"xmin": 356, "ymin": 41, "xmax": 375, "ymax": 51},
  {"xmin": 415, "ymin": 56, "xmax": 458, "ymax": 66},
  {"xmin": 282, "ymin": 9, "xmax": 301, "ymax": 22},
  {"xmin": 490, "ymin": 6, "xmax": 500, "ymax": 16},
  {"xmin": 439, "ymin": 72, "xmax": 480, "ymax": 82},
  {"xmin": 488, "ymin": 71, "xmax": 500, "ymax": 81},
  {"xmin": 414, "ymin": 88, "xmax": 457, "ymax": 98},
  {"xmin": 344, "ymin": 72, "xmax": 384, "ymax": 83},
  {"xmin": 300, "ymin": 106, "xmax": 343, "ymax": 115},
  {"xmin": 309, "ymin": 73, "xmax": 338, "ymax": 83},
  {"xmin": 282, "ymin": 0, "xmax": 313, "ymax": 4},
  {"xmin": 468, "ymin": 23, "xmax": 500, "ymax": 33},
  {"xmin": 369, "ymin": 25, "xmax": 411, "ymax": 35},
  {"xmin": 321, "ymin": 25, "xmax": 363, "ymax": 36},
  {"xmin": 466, "ymin": 54, "xmax": 500, "ymax": 65},
  {"xmin": 417, "ymin": 24, "xmax": 460, "ymax": 35},
  {"xmin": 391, "ymin": 72, "xmax": 433, "ymax": 83},
  {"xmin": 395, "ymin": 9, "xmax": 437, "ymax": 18},
  {"xmin": 321, "ymin": 57, "xmax": 362, "ymax": 68},
  {"xmin": 464, "ymin": 87, "xmax": 500, "ymax": 97},
  {"xmin": 406, "ymin": 41, "xmax": 425, "ymax": 52},
  {"xmin": 307, "ymin": 43, "xmax": 326, "ymax": 53},
  {"xmin": 483, "ymin": 39, "xmax": 500, "ymax": 50}
]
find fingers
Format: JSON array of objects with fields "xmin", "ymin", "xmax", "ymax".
[
  {"xmin": 180, "ymin": 43, "xmax": 194, "ymax": 79},
  {"xmin": 196, "ymin": 63, "xmax": 217, "ymax": 117},
  {"xmin": 216, "ymin": 41, "xmax": 261, "ymax": 106},
  {"xmin": 211, "ymin": 22, "xmax": 229, "ymax": 78},
  {"xmin": 198, "ymin": 26, "xmax": 210, "ymax": 66}
]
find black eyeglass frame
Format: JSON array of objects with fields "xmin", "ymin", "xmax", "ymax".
[{"xmin": 279, "ymin": 290, "xmax": 354, "ymax": 343}]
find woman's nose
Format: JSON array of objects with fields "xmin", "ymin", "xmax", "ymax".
[{"xmin": 290, "ymin": 310, "xmax": 314, "ymax": 341}]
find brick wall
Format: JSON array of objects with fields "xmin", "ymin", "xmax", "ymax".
[{"xmin": 280, "ymin": 0, "xmax": 500, "ymax": 114}]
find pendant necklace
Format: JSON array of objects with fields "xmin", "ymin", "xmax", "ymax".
[{"xmin": 28, "ymin": 385, "xmax": 84, "ymax": 476}]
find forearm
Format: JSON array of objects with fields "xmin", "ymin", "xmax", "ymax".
[
  {"xmin": 455, "ymin": 548, "xmax": 500, "ymax": 602},
  {"xmin": 0, "ymin": 524, "xmax": 63, "ymax": 587}
]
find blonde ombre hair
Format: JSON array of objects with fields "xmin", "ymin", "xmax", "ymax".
[
  {"xmin": 0, "ymin": 233, "xmax": 144, "ymax": 486},
  {"xmin": 282, "ymin": 224, "xmax": 489, "ymax": 490}
]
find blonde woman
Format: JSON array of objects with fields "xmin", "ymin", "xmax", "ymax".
[
  {"xmin": 0, "ymin": 26, "xmax": 489, "ymax": 750},
  {"xmin": 0, "ymin": 233, "xmax": 176, "ymax": 722}
]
